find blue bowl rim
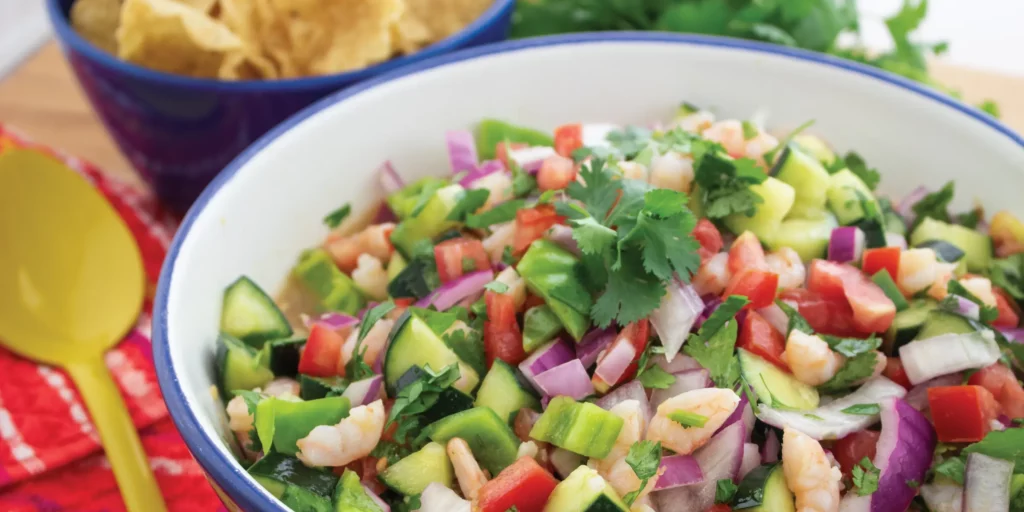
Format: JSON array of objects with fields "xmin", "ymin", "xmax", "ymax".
[
  {"xmin": 153, "ymin": 31, "xmax": 1024, "ymax": 511},
  {"xmin": 45, "ymin": 0, "xmax": 516, "ymax": 91}
]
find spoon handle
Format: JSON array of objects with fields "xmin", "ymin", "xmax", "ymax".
[{"xmin": 66, "ymin": 356, "xmax": 168, "ymax": 512}]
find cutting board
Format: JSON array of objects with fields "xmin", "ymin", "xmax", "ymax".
[{"xmin": 1, "ymin": 42, "xmax": 1023, "ymax": 185}]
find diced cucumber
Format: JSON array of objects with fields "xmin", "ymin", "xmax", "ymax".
[
  {"xmin": 732, "ymin": 463, "xmax": 795, "ymax": 511},
  {"xmin": 764, "ymin": 213, "xmax": 838, "ymax": 262},
  {"xmin": 390, "ymin": 184, "xmax": 464, "ymax": 257},
  {"xmin": 884, "ymin": 299, "xmax": 937, "ymax": 353},
  {"xmin": 870, "ymin": 270, "xmax": 908, "ymax": 311},
  {"xmin": 379, "ymin": 442, "xmax": 454, "ymax": 495},
  {"xmin": 476, "ymin": 118, "xmax": 555, "ymax": 160},
  {"xmin": 383, "ymin": 311, "xmax": 480, "ymax": 395},
  {"xmin": 910, "ymin": 217, "xmax": 993, "ymax": 272},
  {"xmin": 254, "ymin": 396, "xmax": 351, "ymax": 455},
  {"xmin": 220, "ymin": 276, "xmax": 293, "ymax": 348},
  {"xmin": 826, "ymin": 169, "xmax": 879, "ymax": 226},
  {"xmin": 542, "ymin": 466, "xmax": 629, "ymax": 512},
  {"xmin": 298, "ymin": 375, "xmax": 346, "ymax": 401},
  {"xmin": 426, "ymin": 407, "xmax": 521, "ymax": 475},
  {"xmin": 739, "ymin": 348, "xmax": 819, "ymax": 410},
  {"xmin": 529, "ymin": 396, "xmax": 624, "ymax": 459},
  {"xmin": 688, "ymin": 183, "xmax": 705, "ymax": 219},
  {"xmin": 292, "ymin": 249, "xmax": 366, "ymax": 315},
  {"xmin": 475, "ymin": 360, "xmax": 540, "ymax": 423},
  {"xmin": 915, "ymin": 239, "xmax": 966, "ymax": 263},
  {"xmin": 914, "ymin": 310, "xmax": 975, "ymax": 340},
  {"xmin": 260, "ymin": 336, "xmax": 305, "ymax": 377},
  {"xmin": 386, "ymin": 252, "xmax": 408, "ymax": 282},
  {"xmin": 395, "ymin": 366, "xmax": 474, "ymax": 423},
  {"xmin": 523, "ymin": 305, "xmax": 563, "ymax": 352},
  {"xmin": 247, "ymin": 452, "xmax": 338, "ymax": 499},
  {"xmin": 387, "ymin": 176, "xmax": 447, "ymax": 220},
  {"xmin": 724, "ymin": 177, "xmax": 795, "ymax": 239},
  {"xmin": 280, "ymin": 484, "xmax": 332, "ymax": 512},
  {"xmin": 333, "ymin": 470, "xmax": 385, "ymax": 512},
  {"xmin": 217, "ymin": 333, "xmax": 274, "ymax": 399},
  {"xmin": 516, "ymin": 240, "xmax": 592, "ymax": 342},
  {"xmin": 773, "ymin": 146, "xmax": 831, "ymax": 219},
  {"xmin": 792, "ymin": 134, "xmax": 837, "ymax": 167}
]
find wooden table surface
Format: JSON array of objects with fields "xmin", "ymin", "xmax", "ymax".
[{"xmin": 2, "ymin": 41, "xmax": 1024, "ymax": 186}]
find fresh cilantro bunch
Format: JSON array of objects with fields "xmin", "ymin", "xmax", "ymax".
[
  {"xmin": 386, "ymin": 364, "xmax": 461, "ymax": 444},
  {"xmin": 694, "ymin": 153, "xmax": 766, "ymax": 218}
]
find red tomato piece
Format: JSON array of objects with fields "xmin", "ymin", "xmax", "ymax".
[
  {"xmin": 693, "ymin": 218, "xmax": 724, "ymax": 263},
  {"xmin": 514, "ymin": 204, "xmax": 565, "ymax": 255},
  {"xmin": 477, "ymin": 457, "xmax": 559, "ymax": 512},
  {"xmin": 808, "ymin": 260, "xmax": 896, "ymax": 333},
  {"xmin": 833, "ymin": 430, "xmax": 880, "ymax": 477},
  {"xmin": 928, "ymin": 385, "xmax": 1000, "ymax": 443},
  {"xmin": 705, "ymin": 505, "xmax": 732, "ymax": 512},
  {"xmin": 861, "ymin": 247, "xmax": 901, "ymax": 279},
  {"xmin": 434, "ymin": 238, "xmax": 491, "ymax": 283},
  {"xmin": 779, "ymin": 288, "xmax": 863, "ymax": 337},
  {"xmin": 537, "ymin": 155, "xmax": 577, "ymax": 191},
  {"xmin": 523, "ymin": 293, "xmax": 546, "ymax": 311},
  {"xmin": 616, "ymin": 320, "xmax": 651, "ymax": 384},
  {"xmin": 807, "ymin": 259, "xmax": 850, "ymax": 301},
  {"xmin": 724, "ymin": 269, "xmax": 779, "ymax": 310},
  {"xmin": 728, "ymin": 231, "xmax": 768, "ymax": 275},
  {"xmin": 883, "ymin": 357, "xmax": 913, "ymax": 390},
  {"xmin": 993, "ymin": 292, "xmax": 1020, "ymax": 328},
  {"xmin": 298, "ymin": 324, "xmax": 346, "ymax": 377},
  {"xmin": 969, "ymin": 363, "xmax": 1024, "ymax": 419},
  {"xmin": 553, "ymin": 123, "xmax": 584, "ymax": 158},
  {"xmin": 484, "ymin": 290, "xmax": 527, "ymax": 367},
  {"xmin": 738, "ymin": 311, "xmax": 789, "ymax": 371},
  {"xmin": 496, "ymin": 141, "xmax": 527, "ymax": 168}
]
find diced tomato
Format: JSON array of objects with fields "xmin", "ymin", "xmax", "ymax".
[
  {"xmin": 968, "ymin": 363, "xmax": 1024, "ymax": 419},
  {"xmin": 738, "ymin": 311, "xmax": 789, "ymax": 371},
  {"xmin": 808, "ymin": 260, "xmax": 895, "ymax": 333},
  {"xmin": 616, "ymin": 320, "xmax": 651, "ymax": 383},
  {"xmin": 523, "ymin": 293, "xmax": 546, "ymax": 311},
  {"xmin": 862, "ymin": 247, "xmax": 901, "ymax": 279},
  {"xmin": 484, "ymin": 290, "xmax": 527, "ymax": 367},
  {"xmin": 434, "ymin": 238, "xmax": 491, "ymax": 283},
  {"xmin": 724, "ymin": 269, "xmax": 779, "ymax": 310},
  {"xmin": 553, "ymin": 123, "xmax": 584, "ymax": 158},
  {"xmin": 728, "ymin": 231, "xmax": 767, "ymax": 274},
  {"xmin": 514, "ymin": 204, "xmax": 565, "ymax": 255},
  {"xmin": 993, "ymin": 292, "xmax": 1020, "ymax": 328},
  {"xmin": 927, "ymin": 385, "xmax": 1000, "ymax": 443},
  {"xmin": 779, "ymin": 288, "xmax": 863, "ymax": 337},
  {"xmin": 833, "ymin": 430, "xmax": 880, "ymax": 477},
  {"xmin": 298, "ymin": 324, "xmax": 346, "ymax": 377},
  {"xmin": 537, "ymin": 155, "xmax": 577, "ymax": 191},
  {"xmin": 477, "ymin": 457, "xmax": 559, "ymax": 512},
  {"xmin": 705, "ymin": 505, "xmax": 732, "ymax": 512},
  {"xmin": 496, "ymin": 141, "xmax": 527, "ymax": 168},
  {"xmin": 693, "ymin": 218, "xmax": 724, "ymax": 263},
  {"xmin": 883, "ymin": 357, "xmax": 913, "ymax": 390}
]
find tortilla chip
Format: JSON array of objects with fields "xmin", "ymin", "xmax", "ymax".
[
  {"xmin": 173, "ymin": 0, "xmax": 216, "ymax": 13},
  {"xmin": 246, "ymin": 0, "xmax": 302, "ymax": 78},
  {"xmin": 403, "ymin": 0, "xmax": 493, "ymax": 42},
  {"xmin": 216, "ymin": 0, "xmax": 280, "ymax": 78},
  {"xmin": 391, "ymin": 7, "xmax": 432, "ymax": 55},
  {"xmin": 116, "ymin": 0, "xmax": 243, "ymax": 78},
  {"xmin": 69, "ymin": 0, "xmax": 122, "ymax": 53}
]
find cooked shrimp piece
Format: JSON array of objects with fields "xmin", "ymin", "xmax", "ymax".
[
  {"xmin": 324, "ymin": 223, "xmax": 395, "ymax": 273},
  {"xmin": 675, "ymin": 110, "xmax": 715, "ymax": 134},
  {"xmin": 226, "ymin": 395, "xmax": 254, "ymax": 433},
  {"xmin": 649, "ymin": 152, "xmax": 695, "ymax": 193},
  {"xmin": 474, "ymin": 171, "xmax": 514, "ymax": 210},
  {"xmin": 358, "ymin": 223, "xmax": 396, "ymax": 263},
  {"xmin": 351, "ymin": 254, "xmax": 389, "ymax": 301},
  {"xmin": 782, "ymin": 331, "xmax": 845, "ymax": 387},
  {"xmin": 630, "ymin": 497, "xmax": 657, "ymax": 512},
  {"xmin": 782, "ymin": 427, "xmax": 841, "ymax": 512},
  {"xmin": 618, "ymin": 161, "xmax": 649, "ymax": 182},
  {"xmin": 482, "ymin": 222, "xmax": 516, "ymax": 263},
  {"xmin": 263, "ymin": 377, "xmax": 301, "ymax": 399},
  {"xmin": 693, "ymin": 252, "xmax": 732, "ymax": 296},
  {"xmin": 956, "ymin": 276, "xmax": 998, "ymax": 307},
  {"xmin": 766, "ymin": 247, "xmax": 806, "ymax": 290},
  {"xmin": 703, "ymin": 120, "xmax": 747, "ymax": 158},
  {"xmin": 296, "ymin": 400, "xmax": 385, "ymax": 467},
  {"xmin": 589, "ymin": 399, "xmax": 647, "ymax": 474},
  {"xmin": 897, "ymin": 248, "xmax": 954, "ymax": 296},
  {"xmin": 495, "ymin": 266, "xmax": 527, "ymax": 310},
  {"xmin": 447, "ymin": 438, "xmax": 488, "ymax": 500},
  {"xmin": 605, "ymin": 456, "xmax": 660, "ymax": 503},
  {"xmin": 341, "ymin": 318, "xmax": 394, "ymax": 369},
  {"xmin": 743, "ymin": 129, "xmax": 780, "ymax": 168},
  {"xmin": 646, "ymin": 388, "xmax": 740, "ymax": 455}
]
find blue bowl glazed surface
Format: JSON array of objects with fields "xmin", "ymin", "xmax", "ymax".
[{"xmin": 46, "ymin": 0, "xmax": 515, "ymax": 214}]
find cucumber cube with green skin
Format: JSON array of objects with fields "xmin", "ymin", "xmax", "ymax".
[
  {"xmin": 383, "ymin": 311, "xmax": 480, "ymax": 395},
  {"xmin": 826, "ymin": 169, "xmax": 879, "ymax": 226},
  {"xmin": 523, "ymin": 305, "xmax": 563, "ymax": 352},
  {"xmin": 732, "ymin": 463, "xmax": 796, "ymax": 511},
  {"xmin": 475, "ymin": 360, "xmax": 540, "ymax": 423},
  {"xmin": 884, "ymin": 299, "xmax": 937, "ymax": 353},
  {"xmin": 292, "ymin": 248, "xmax": 366, "ymax": 315},
  {"xmin": 724, "ymin": 177, "xmax": 795, "ymax": 240},
  {"xmin": 773, "ymin": 146, "xmax": 832, "ymax": 220},
  {"xmin": 913, "ymin": 309, "xmax": 976, "ymax": 341},
  {"xmin": 764, "ymin": 213, "xmax": 837, "ymax": 262},
  {"xmin": 476, "ymin": 119, "xmax": 555, "ymax": 160},
  {"xmin": 425, "ymin": 407, "xmax": 521, "ymax": 475},
  {"xmin": 529, "ymin": 396, "xmax": 625, "ymax": 459},
  {"xmin": 247, "ymin": 452, "xmax": 339, "ymax": 500},
  {"xmin": 333, "ymin": 470, "xmax": 385, "ymax": 512},
  {"xmin": 910, "ymin": 217, "xmax": 993, "ymax": 272},
  {"xmin": 389, "ymin": 184, "xmax": 464, "ymax": 258},
  {"xmin": 792, "ymin": 134, "xmax": 837, "ymax": 167},
  {"xmin": 220, "ymin": 276, "xmax": 293, "ymax": 348},
  {"xmin": 298, "ymin": 375, "xmax": 346, "ymax": 401},
  {"xmin": 281, "ymin": 484, "xmax": 332, "ymax": 512},
  {"xmin": 387, "ymin": 176, "xmax": 447, "ymax": 220},
  {"xmin": 386, "ymin": 251, "xmax": 408, "ymax": 282},
  {"xmin": 217, "ymin": 333, "xmax": 274, "ymax": 400},
  {"xmin": 543, "ymin": 465, "xmax": 629, "ymax": 512},
  {"xmin": 516, "ymin": 240, "xmax": 592, "ymax": 342},
  {"xmin": 379, "ymin": 442, "xmax": 454, "ymax": 495},
  {"xmin": 254, "ymin": 396, "xmax": 351, "ymax": 455},
  {"xmin": 738, "ymin": 348, "xmax": 819, "ymax": 410}
]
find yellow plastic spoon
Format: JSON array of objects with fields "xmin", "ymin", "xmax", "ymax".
[{"xmin": 0, "ymin": 149, "xmax": 167, "ymax": 512}]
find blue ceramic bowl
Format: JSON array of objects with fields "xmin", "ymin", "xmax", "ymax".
[{"xmin": 46, "ymin": 0, "xmax": 515, "ymax": 214}]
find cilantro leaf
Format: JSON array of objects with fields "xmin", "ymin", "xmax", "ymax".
[
  {"xmin": 466, "ymin": 199, "xmax": 525, "ymax": 229},
  {"xmin": 695, "ymin": 154, "xmax": 767, "ymax": 219},
  {"xmin": 684, "ymin": 320, "xmax": 741, "ymax": 388},
  {"xmin": 841, "ymin": 403, "xmax": 881, "ymax": 416},
  {"xmin": 840, "ymin": 152, "xmax": 881, "ymax": 191},
  {"xmin": 357, "ymin": 301, "xmax": 395, "ymax": 343},
  {"xmin": 715, "ymin": 479, "xmax": 739, "ymax": 504},
  {"xmin": 346, "ymin": 301, "xmax": 395, "ymax": 380},
  {"xmin": 370, "ymin": 440, "xmax": 412, "ymax": 465},
  {"xmin": 818, "ymin": 351, "xmax": 882, "ymax": 393},
  {"xmin": 821, "ymin": 334, "xmax": 881, "ymax": 358},
  {"xmin": 606, "ymin": 126, "xmax": 653, "ymax": 159},
  {"xmin": 484, "ymin": 281, "xmax": 509, "ymax": 293},
  {"xmin": 636, "ymin": 344, "xmax": 676, "ymax": 390},
  {"xmin": 962, "ymin": 429, "xmax": 1024, "ymax": 472},
  {"xmin": 668, "ymin": 410, "xmax": 708, "ymax": 428},
  {"xmin": 851, "ymin": 457, "xmax": 880, "ymax": 496},
  {"xmin": 931, "ymin": 455, "xmax": 965, "ymax": 485},
  {"xmin": 571, "ymin": 216, "xmax": 618, "ymax": 256},
  {"xmin": 501, "ymin": 246, "xmax": 516, "ymax": 266},
  {"xmin": 989, "ymin": 254, "xmax": 1024, "ymax": 301},
  {"xmin": 619, "ymin": 191, "xmax": 701, "ymax": 281},
  {"xmin": 441, "ymin": 324, "xmax": 487, "ymax": 378},
  {"xmin": 567, "ymin": 158, "xmax": 620, "ymax": 220},
  {"xmin": 776, "ymin": 299, "xmax": 813, "ymax": 335},
  {"xmin": 323, "ymin": 203, "xmax": 351, "ymax": 229},
  {"xmin": 446, "ymin": 189, "xmax": 490, "ymax": 222},
  {"xmin": 387, "ymin": 364, "xmax": 461, "ymax": 443},
  {"xmin": 741, "ymin": 121, "xmax": 758, "ymax": 140},
  {"xmin": 947, "ymin": 280, "xmax": 999, "ymax": 324},
  {"xmin": 623, "ymin": 440, "xmax": 662, "ymax": 505},
  {"xmin": 509, "ymin": 158, "xmax": 537, "ymax": 198},
  {"xmin": 911, "ymin": 181, "xmax": 954, "ymax": 229},
  {"xmin": 591, "ymin": 250, "xmax": 665, "ymax": 328},
  {"xmin": 232, "ymin": 390, "xmax": 263, "ymax": 415},
  {"xmin": 700, "ymin": 296, "xmax": 749, "ymax": 341}
]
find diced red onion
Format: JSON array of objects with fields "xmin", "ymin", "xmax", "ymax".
[
  {"xmin": 419, "ymin": 482, "xmax": 469, "ymax": 512},
  {"xmin": 650, "ymin": 282, "xmax": 704, "ymax": 362},
  {"xmin": 415, "ymin": 270, "xmax": 494, "ymax": 312},
  {"xmin": 654, "ymin": 422, "xmax": 746, "ymax": 512},
  {"xmin": 920, "ymin": 483, "xmax": 963, "ymax": 512},
  {"xmin": 576, "ymin": 327, "xmax": 616, "ymax": 368},
  {"xmin": 654, "ymin": 455, "xmax": 704, "ymax": 490},
  {"xmin": 595, "ymin": 380, "xmax": 650, "ymax": 425},
  {"xmin": 905, "ymin": 373, "xmax": 962, "ymax": 411},
  {"xmin": 761, "ymin": 429, "xmax": 780, "ymax": 463},
  {"xmin": 756, "ymin": 304, "xmax": 789, "ymax": 336},
  {"xmin": 953, "ymin": 295, "xmax": 981, "ymax": 320},
  {"xmin": 303, "ymin": 312, "xmax": 359, "ymax": 331},
  {"xmin": 508, "ymin": 146, "xmax": 557, "ymax": 174},
  {"xmin": 372, "ymin": 202, "xmax": 398, "ymax": 224},
  {"xmin": 593, "ymin": 338, "xmax": 637, "ymax": 386},
  {"xmin": 341, "ymin": 375, "xmax": 384, "ymax": 406},
  {"xmin": 739, "ymin": 443, "xmax": 760, "ymax": 480},
  {"xmin": 446, "ymin": 130, "xmax": 478, "ymax": 174},
  {"xmin": 550, "ymin": 448, "xmax": 584, "ymax": 479},
  {"xmin": 963, "ymin": 453, "xmax": 1013, "ymax": 512},
  {"xmin": 459, "ymin": 160, "xmax": 505, "ymax": 188},
  {"xmin": 377, "ymin": 160, "xmax": 404, "ymax": 194},
  {"xmin": 999, "ymin": 327, "xmax": 1024, "ymax": 343},
  {"xmin": 533, "ymin": 359, "xmax": 594, "ymax": 400},
  {"xmin": 717, "ymin": 391, "xmax": 755, "ymax": 440},
  {"xmin": 653, "ymin": 353, "xmax": 702, "ymax": 374},
  {"xmin": 519, "ymin": 339, "xmax": 576, "ymax": 392},
  {"xmin": 885, "ymin": 232, "xmax": 908, "ymax": 250},
  {"xmin": 899, "ymin": 331, "xmax": 1001, "ymax": 385},
  {"xmin": 361, "ymin": 484, "xmax": 391, "ymax": 512},
  {"xmin": 650, "ymin": 369, "xmax": 710, "ymax": 409},
  {"xmin": 897, "ymin": 186, "xmax": 930, "ymax": 223},
  {"xmin": 828, "ymin": 226, "xmax": 866, "ymax": 263},
  {"xmin": 756, "ymin": 377, "xmax": 907, "ymax": 440},
  {"xmin": 544, "ymin": 224, "xmax": 581, "ymax": 257}
]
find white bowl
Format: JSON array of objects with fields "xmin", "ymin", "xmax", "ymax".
[{"xmin": 154, "ymin": 33, "xmax": 1024, "ymax": 511}]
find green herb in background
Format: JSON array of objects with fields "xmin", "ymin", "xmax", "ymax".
[{"xmin": 511, "ymin": 0, "xmax": 998, "ymax": 115}]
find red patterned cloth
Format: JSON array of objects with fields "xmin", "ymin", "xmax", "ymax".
[{"xmin": 0, "ymin": 125, "xmax": 226, "ymax": 511}]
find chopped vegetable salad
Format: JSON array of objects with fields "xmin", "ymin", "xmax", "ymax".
[{"xmin": 214, "ymin": 104, "xmax": 1024, "ymax": 512}]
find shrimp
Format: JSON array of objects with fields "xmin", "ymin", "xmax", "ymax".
[
  {"xmin": 743, "ymin": 130, "xmax": 780, "ymax": 168},
  {"xmin": 341, "ymin": 317, "xmax": 394, "ymax": 370},
  {"xmin": 494, "ymin": 266, "xmax": 527, "ymax": 310},
  {"xmin": 674, "ymin": 110, "xmax": 715, "ymax": 134},
  {"xmin": 324, "ymin": 223, "xmax": 396, "ymax": 273},
  {"xmin": 296, "ymin": 400, "xmax": 385, "ymax": 467},
  {"xmin": 482, "ymin": 222, "xmax": 516, "ymax": 263},
  {"xmin": 605, "ymin": 457, "xmax": 660, "ymax": 504},
  {"xmin": 263, "ymin": 377, "xmax": 301, "ymax": 399},
  {"xmin": 693, "ymin": 252, "xmax": 732, "ymax": 296},
  {"xmin": 955, "ymin": 276, "xmax": 998, "ymax": 307},
  {"xmin": 703, "ymin": 120, "xmax": 747, "ymax": 159},
  {"xmin": 649, "ymin": 152, "xmax": 695, "ymax": 193},
  {"xmin": 782, "ymin": 427, "xmax": 841, "ymax": 512},
  {"xmin": 447, "ymin": 438, "xmax": 488, "ymax": 500},
  {"xmin": 226, "ymin": 395, "xmax": 254, "ymax": 433},
  {"xmin": 474, "ymin": 171, "xmax": 514, "ymax": 210},
  {"xmin": 782, "ymin": 331, "xmax": 845, "ymax": 387},
  {"xmin": 618, "ymin": 161, "xmax": 649, "ymax": 182},
  {"xmin": 646, "ymin": 388, "xmax": 740, "ymax": 455},
  {"xmin": 351, "ymin": 254, "xmax": 389, "ymax": 301},
  {"xmin": 589, "ymin": 399, "xmax": 647, "ymax": 475},
  {"xmin": 766, "ymin": 247, "xmax": 807, "ymax": 290},
  {"xmin": 897, "ymin": 248, "xmax": 955, "ymax": 297}
]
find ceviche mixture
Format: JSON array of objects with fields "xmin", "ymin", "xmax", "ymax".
[{"xmin": 214, "ymin": 105, "xmax": 1024, "ymax": 512}]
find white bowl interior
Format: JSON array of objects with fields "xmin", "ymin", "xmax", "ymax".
[{"xmin": 163, "ymin": 37, "xmax": 1024, "ymax": 506}]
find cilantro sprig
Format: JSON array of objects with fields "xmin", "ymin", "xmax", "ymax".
[
  {"xmin": 683, "ymin": 295, "xmax": 748, "ymax": 388},
  {"xmin": 386, "ymin": 364, "xmax": 461, "ymax": 444},
  {"xmin": 694, "ymin": 153, "xmax": 767, "ymax": 219},
  {"xmin": 636, "ymin": 344, "xmax": 675, "ymax": 390},
  {"xmin": 346, "ymin": 301, "xmax": 395, "ymax": 380},
  {"xmin": 851, "ymin": 457, "xmax": 881, "ymax": 496},
  {"xmin": 622, "ymin": 440, "xmax": 662, "ymax": 505}
]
